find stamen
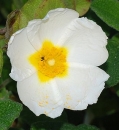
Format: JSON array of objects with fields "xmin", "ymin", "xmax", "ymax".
[{"xmin": 29, "ymin": 40, "xmax": 68, "ymax": 82}]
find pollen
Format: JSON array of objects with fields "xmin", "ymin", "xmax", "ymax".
[{"xmin": 28, "ymin": 40, "xmax": 68, "ymax": 82}]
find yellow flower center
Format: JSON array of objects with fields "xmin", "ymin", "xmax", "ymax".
[{"xmin": 28, "ymin": 40, "xmax": 68, "ymax": 82}]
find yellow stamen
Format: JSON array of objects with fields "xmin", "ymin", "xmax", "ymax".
[{"xmin": 28, "ymin": 40, "xmax": 68, "ymax": 82}]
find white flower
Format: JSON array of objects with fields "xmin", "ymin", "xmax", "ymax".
[{"xmin": 7, "ymin": 8, "xmax": 109, "ymax": 118}]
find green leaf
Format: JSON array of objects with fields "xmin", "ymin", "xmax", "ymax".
[
  {"xmin": 0, "ymin": 99, "xmax": 23, "ymax": 130},
  {"xmin": 77, "ymin": 124, "xmax": 100, "ymax": 130},
  {"xmin": 31, "ymin": 121, "xmax": 63, "ymax": 130},
  {"xmin": 103, "ymin": 34, "xmax": 119, "ymax": 87},
  {"xmin": 0, "ymin": 35, "xmax": 6, "ymax": 48},
  {"xmin": 12, "ymin": 0, "xmax": 28, "ymax": 10},
  {"xmin": 62, "ymin": 0, "xmax": 91, "ymax": 16},
  {"xmin": 60, "ymin": 124, "xmax": 99, "ymax": 130},
  {"xmin": 34, "ymin": 0, "xmax": 65, "ymax": 19},
  {"xmin": 9, "ymin": 128, "xmax": 24, "ymax": 130},
  {"xmin": 31, "ymin": 122, "xmax": 99, "ymax": 130},
  {"xmin": 0, "ymin": 48, "xmax": 3, "ymax": 76},
  {"xmin": 60, "ymin": 123, "xmax": 76, "ymax": 130},
  {"xmin": 91, "ymin": 0, "xmax": 119, "ymax": 31}
]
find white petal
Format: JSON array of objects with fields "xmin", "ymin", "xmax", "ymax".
[
  {"xmin": 17, "ymin": 73, "xmax": 64, "ymax": 118},
  {"xmin": 74, "ymin": 82, "xmax": 105, "ymax": 110},
  {"xmin": 55, "ymin": 63, "xmax": 109, "ymax": 110},
  {"xmin": 66, "ymin": 43, "xmax": 108, "ymax": 66},
  {"xmin": 26, "ymin": 8, "xmax": 79, "ymax": 49},
  {"xmin": 61, "ymin": 17, "xmax": 108, "ymax": 66},
  {"xmin": 84, "ymin": 82, "xmax": 105, "ymax": 104},
  {"xmin": 7, "ymin": 28, "xmax": 36, "ymax": 81},
  {"xmin": 48, "ymin": 106, "xmax": 64, "ymax": 118}
]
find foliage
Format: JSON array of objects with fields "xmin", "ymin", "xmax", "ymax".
[
  {"xmin": 0, "ymin": 99, "xmax": 22, "ymax": 130},
  {"xmin": 91, "ymin": 0, "xmax": 119, "ymax": 31},
  {"xmin": 0, "ymin": 0, "xmax": 119, "ymax": 130},
  {"xmin": 104, "ymin": 34, "xmax": 119, "ymax": 87}
]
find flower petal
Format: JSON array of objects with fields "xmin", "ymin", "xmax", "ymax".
[
  {"xmin": 74, "ymin": 82, "xmax": 105, "ymax": 110},
  {"xmin": 26, "ymin": 8, "xmax": 79, "ymax": 49},
  {"xmin": 67, "ymin": 43, "xmax": 108, "ymax": 66},
  {"xmin": 55, "ymin": 63, "xmax": 109, "ymax": 110},
  {"xmin": 17, "ymin": 73, "xmax": 64, "ymax": 118},
  {"xmin": 60, "ymin": 17, "xmax": 108, "ymax": 66},
  {"xmin": 7, "ymin": 28, "xmax": 36, "ymax": 81}
]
